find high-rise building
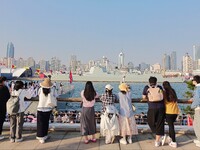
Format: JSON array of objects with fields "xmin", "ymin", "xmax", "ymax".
[
  {"xmin": 50, "ymin": 57, "xmax": 61, "ymax": 72},
  {"xmin": 70, "ymin": 55, "xmax": 77, "ymax": 72},
  {"xmin": 6, "ymin": 42, "xmax": 14, "ymax": 58},
  {"xmin": 171, "ymin": 51, "xmax": 177, "ymax": 70},
  {"xmin": 16, "ymin": 58, "xmax": 25, "ymax": 68},
  {"xmin": 193, "ymin": 45, "xmax": 200, "ymax": 69},
  {"xmin": 162, "ymin": 54, "xmax": 171, "ymax": 70},
  {"xmin": 118, "ymin": 52, "xmax": 124, "ymax": 69},
  {"xmin": 26, "ymin": 57, "xmax": 35, "ymax": 69},
  {"xmin": 39, "ymin": 59, "xmax": 49, "ymax": 72},
  {"xmin": 182, "ymin": 53, "xmax": 193, "ymax": 73},
  {"xmin": 193, "ymin": 45, "xmax": 200, "ymax": 61}
]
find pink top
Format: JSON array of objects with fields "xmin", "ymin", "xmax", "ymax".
[{"xmin": 81, "ymin": 90, "xmax": 98, "ymax": 107}]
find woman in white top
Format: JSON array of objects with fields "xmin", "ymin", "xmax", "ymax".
[
  {"xmin": 9, "ymin": 81, "xmax": 34, "ymax": 143},
  {"xmin": 36, "ymin": 78, "xmax": 57, "ymax": 144}
]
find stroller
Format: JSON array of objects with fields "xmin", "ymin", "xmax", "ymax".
[{"xmin": 100, "ymin": 105, "xmax": 120, "ymax": 144}]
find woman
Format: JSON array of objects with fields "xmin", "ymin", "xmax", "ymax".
[
  {"xmin": 9, "ymin": 81, "xmax": 33, "ymax": 143},
  {"xmin": 100, "ymin": 84, "xmax": 118, "ymax": 113},
  {"xmin": 100, "ymin": 84, "xmax": 119, "ymax": 144},
  {"xmin": 163, "ymin": 81, "xmax": 179, "ymax": 148},
  {"xmin": 36, "ymin": 78, "xmax": 57, "ymax": 144},
  {"xmin": 80, "ymin": 81, "xmax": 98, "ymax": 144},
  {"xmin": 118, "ymin": 83, "xmax": 138, "ymax": 145}
]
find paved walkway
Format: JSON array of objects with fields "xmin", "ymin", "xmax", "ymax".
[{"xmin": 0, "ymin": 130, "xmax": 199, "ymax": 150}]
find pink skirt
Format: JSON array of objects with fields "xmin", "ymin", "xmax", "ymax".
[{"xmin": 119, "ymin": 115, "xmax": 138, "ymax": 136}]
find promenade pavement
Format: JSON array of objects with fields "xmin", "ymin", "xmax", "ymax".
[{"xmin": 0, "ymin": 123, "xmax": 199, "ymax": 150}]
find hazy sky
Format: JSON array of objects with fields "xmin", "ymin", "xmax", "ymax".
[{"xmin": 1, "ymin": 0, "xmax": 200, "ymax": 67}]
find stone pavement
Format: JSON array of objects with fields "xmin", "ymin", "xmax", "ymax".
[{"xmin": 0, "ymin": 130, "xmax": 199, "ymax": 150}]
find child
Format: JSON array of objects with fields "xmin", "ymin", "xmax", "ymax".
[
  {"xmin": 118, "ymin": 83, "xmax": 138, "ymax": 144},
  {"xmin": 80, "ymin": 81, "xmax": 98, "ymax": 144}
]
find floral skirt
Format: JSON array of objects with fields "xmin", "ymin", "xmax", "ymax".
[{"xmin": 119, "ymin": 115, "xmax": 138, "ymax": 136}]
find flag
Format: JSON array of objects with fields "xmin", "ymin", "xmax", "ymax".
[
  {"xmin": 35, "ymin": 69, "xmax": 40, "ymax": 74},
  {"xmin": 69, "ymin": 70, "xmax": 73, "ymax": 84},
  {"xmin": 12, "ymin": 64, "xmax": 16, "ymax": 69}
]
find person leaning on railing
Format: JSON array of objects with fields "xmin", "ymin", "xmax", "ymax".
[
  {"xmin": 188, "ymin": 75, "xmax": 200, "ymax": 148},
  {"xmin": 162, "ymin": 81, "xmax": 179, "ymax": 148}
]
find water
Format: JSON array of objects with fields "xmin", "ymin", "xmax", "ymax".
[{"xmin": 58, "ymin": 82, "xmax": 190, "ymax": 114}]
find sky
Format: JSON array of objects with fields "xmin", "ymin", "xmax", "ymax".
[{"xmin": 1, "ymin": 0, "xmax": 200, "ymax": 67}]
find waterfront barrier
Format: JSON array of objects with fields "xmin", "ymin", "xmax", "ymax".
[{"xmin": 26, "ymin": 97, "xmax": 192, "ymax": 104}]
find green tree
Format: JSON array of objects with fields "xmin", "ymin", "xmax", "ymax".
[{"xmin": 183, "ymin": 80, "xmax": 195, "ymax": 117}]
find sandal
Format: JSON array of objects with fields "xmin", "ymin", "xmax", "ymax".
[
  {"xmin": 91, "ymin": 139, "xmax": 97, "ymax": 142},
  {"xmin": 84, "ymin": 140, "xmax": 89, "ymax": 144}
]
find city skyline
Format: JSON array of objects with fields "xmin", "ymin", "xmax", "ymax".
[{"xmin": 1, "ymin": 1, "xmax": 200, "ymax": 66}]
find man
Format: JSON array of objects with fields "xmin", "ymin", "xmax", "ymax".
[
  {"xmin": 142, "ymin": 76, "xmax": 165, "ymax": 147},
  {"xmin": 0, "ymin": 77, "xmax": 10, "ymax": 140},
  {"xmin": 188, "ymin": 75, "xmax": 200, "ymax": 148}
]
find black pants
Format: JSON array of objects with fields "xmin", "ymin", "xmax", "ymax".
[
  {"xmin": 147, "ymin": 108, "xmax": 165, "ymax": 136},
  {"xmin": 0, "ymin": 112, "xmax": 6, "ymax": 135},
  {"xmin": 166, "ymin": 114, "xmax": 177, "ymax": 142},
  {"xmin": 37, "ymin": 111, "xmax": 51, "ymax": 138}
]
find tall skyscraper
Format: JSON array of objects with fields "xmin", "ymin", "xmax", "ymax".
[
  {"xmin": 70, "ymin": 55, "xmax": 77, "ymax": 72},
  {"xmin": 171, "ymin": 51, "xmax": 177, "ymax": 70},
  {"xmin": 193, "ymin": 45, "xmax": 200, "ymax": 69},
  {"xmin": 193, "ymin": 45, "xmax": 200, "ymax": 61},
  {"xmin": 118, "ymin": 52, "xmax": 124, "ymax": 69},
  {"xmin": 182, "ymin": 53, "xmax": 193, "ymax": 73},
  {"xmin": 6, "ymin": 42, "xmax": 14, "ymax": 58},
  {"xmin": 162, "ymin": 54, "xmax": 171, "ymax": 70},
  {"xmin": 50, "ymin": 57, "xmax": 61, "ymax": 72}
]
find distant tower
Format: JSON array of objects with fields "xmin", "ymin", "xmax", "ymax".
[
  {"xmin": 6, "ymin": 42, "xmax": 14, "ymax": 58},
  {"xmin": 182, "ymin": 53, "xmax": 193, "ymax": 73},
  {"xmin": 162, "ymin": 54, "xmax": 171, "ymax": 70},
  {"xmin": 193, "ymin": 45, "xmax": 200, "ymax": 69},
  {"xmin": 171, "ymin": 51, "xmax": 177, "ymax": 70},
  {"xmin": 118, "ymin": 52, "xmax": 124, "ymax": 69}
]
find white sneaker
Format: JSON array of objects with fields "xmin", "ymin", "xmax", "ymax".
[
  {"xmin": 196, "ymin": 143, "xmax": 200, "ymax": 147},
  {"xmin": 155, "ymin": 141, "xmax": 161, "ymax": 147},
  {"xmin": 169, "ymin": 141, "xmax": 177, "ymax": 148},
  {"xmin": 0, "ymin": 135, "xmax": 4, "ymax": 140},
  {"xmin": 39, "ymin": 139, "xmax": 45, "ymax": 144},
  {"xmin": 194, "ymin": 139, "xmax": 200, "ymax": 144},
  {"xmin": 127, "ymin": 136, "xmax": 132, "ymax": 144},
  {"xmin": 10, "ymin": 138, "xmax": 15, "ymax": 143},
  {"xmin": 167, "ymin": 136, "xmax": 172, "ymax": 144},
  {"xmin": 120, "ymin": 138, "xmax": 127, "ymax": 145},
  {"xmin": 15, "ymin": 138, "xmax": 23, "ymax": 142},
  {"xmin": 161, "ymin": 134, "xmax": 167, "ymax": 146}
]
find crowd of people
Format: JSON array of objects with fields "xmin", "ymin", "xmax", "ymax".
[{"xmin": 0, "ymin": 76, "xmax": 200, "ymax": 148}]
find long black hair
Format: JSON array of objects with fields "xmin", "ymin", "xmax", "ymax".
[
  {"xmin": 163, "ymin": 81, "xmax": 178, "ymax": 102},
  {"xmin": 42, "ymin": 88, "xmax": 51, "ymax": 97},
  {"xmin": 14, "ymin": 81, "xmax": 24, "ymax": 91},
  {"xmin": 84, "ymin": 81, "xmax": 96, "ymax": 101}
]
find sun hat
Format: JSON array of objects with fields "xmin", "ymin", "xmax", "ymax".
[
  {"xmin": 105, "ymin": 84, "xmax": 113, "ymax": 90},
  {"xmin": 119, "ymin": 83, "xmax": 128, "ymax": 92},
  {"xmin": 40, "ymin": 78, "xmax": 53, "ymax": 88}
]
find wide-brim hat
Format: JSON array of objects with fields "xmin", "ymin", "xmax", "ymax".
[
  {"xmin": 119, "ymin": 83, "xmax": 128, "ymax": 92},
  {"xmin": 105, "ymin": 84, "xmax": 113, "ymax": 90},
  {"xmin": 40, "ymin": 78, "xmax": 53, "ymax": 88}
]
